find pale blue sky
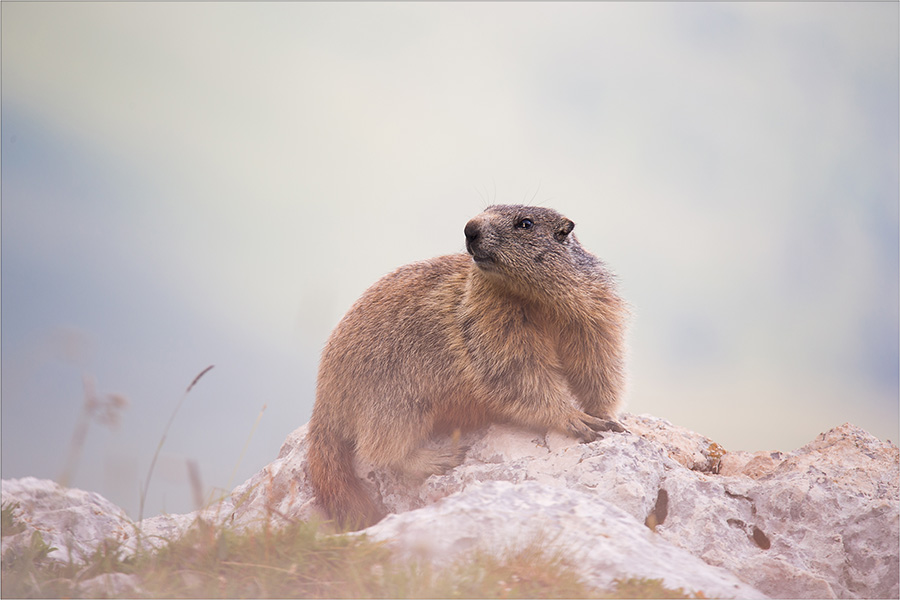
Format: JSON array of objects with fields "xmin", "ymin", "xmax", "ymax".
[{"xmin": 2, "ymin": 2, "xmax": 897, "ymax": 518}]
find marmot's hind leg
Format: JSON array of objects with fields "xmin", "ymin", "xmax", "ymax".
[{"xmin": 355, "ymin": 407, "xmax": 468, "ymax": 480}]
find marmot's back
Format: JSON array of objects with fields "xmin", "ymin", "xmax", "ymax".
[{"xmin": 307, "ymin": 205, "xmax": 627, "ymax": 529}]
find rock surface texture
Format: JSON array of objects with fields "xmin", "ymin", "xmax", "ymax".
[{"xmin": 2, "ymin": 414, "xmax": 897, "ymax": 599}]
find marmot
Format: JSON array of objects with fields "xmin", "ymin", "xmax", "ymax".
[{"xmin": 306, "ymin": 205, "xmax": 627, "ymax": 529}]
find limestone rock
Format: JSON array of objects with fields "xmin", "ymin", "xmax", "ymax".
[
  {"xmin": 2, "ymin": 414, "xmax": 897, "ymax": 600},
  {"xmin": 1, "ymin": 477, "xmax": 135, "ymax": 563},
  {"xmin": 255, "ymin": 414, "xmax": 899, "ymax": 599},
  {"xmin": 365, "ymin": 479, "xmax": 766, "ymax": 599}
]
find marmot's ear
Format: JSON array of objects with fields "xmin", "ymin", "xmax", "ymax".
[{"xmin": 555, "ymin": 219, "xmax": 575, "ymax": 242}]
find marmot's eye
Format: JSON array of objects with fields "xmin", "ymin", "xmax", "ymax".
[{"xmin": 515, "ymin": 218, "xmax": 534, "ymax": 230}]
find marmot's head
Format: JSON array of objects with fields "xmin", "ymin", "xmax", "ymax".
[{"xmin": 464, "ymin": 205, "xmax": 585, "ymax": 292}]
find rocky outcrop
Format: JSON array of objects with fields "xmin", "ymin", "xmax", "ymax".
[
  {"xmin": 2, "ymin": 414, "xmax": 897, "ymax": 599},
  {"xmin": 1, "ymin": 477, "xmax": 134, "ymax": 563},
  {"xmin": 367, "ymin": 479, "xmax": 764, "ymax": 598}
]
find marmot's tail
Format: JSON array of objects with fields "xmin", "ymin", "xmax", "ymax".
[{"xmin": 306, "ymin": 424, "xmax": 384, "ymax": 531}]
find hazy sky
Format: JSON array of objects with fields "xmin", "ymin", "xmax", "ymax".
[{"xmin": 2, "ymin": 2, "xmax": 898, "ymax": 519}]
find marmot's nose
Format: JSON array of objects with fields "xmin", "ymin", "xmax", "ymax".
[{"xmin": 464, "ymin": 220, "xmax": 480, "ymax": 244}]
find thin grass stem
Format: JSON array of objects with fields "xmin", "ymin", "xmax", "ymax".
[{"xmin": 137, "ymin": 365, "xmax": 214, "ymax": 527}]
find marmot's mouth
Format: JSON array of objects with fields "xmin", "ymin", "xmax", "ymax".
[
  {"xmin": 470, "ymin": 252, "xmax": 495, "ymax": 266},
  {"xmin": 466, "ymin": 239, "xmax": 496, "ymax": 268}
]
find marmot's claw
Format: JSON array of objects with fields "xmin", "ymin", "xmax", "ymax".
[
  {"xmin": 599, "ymin": 419, "xmax": 627, "ymax": 434},
  {"xmin": 582, "ymin": 416, "xmax": 627, "ymax": 434},
  {"xmin": 456, "ymin": 444, "xmax": 472, "ymax": 461}
]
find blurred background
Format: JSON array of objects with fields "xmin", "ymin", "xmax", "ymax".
[{"xmin": 2, "ymin": 2, "xmax": 897, "ymax": 519}]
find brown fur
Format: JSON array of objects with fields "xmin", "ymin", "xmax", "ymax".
[{"xmin": 306, "ymin": 205, "xmax": 627, "ymax": 529}]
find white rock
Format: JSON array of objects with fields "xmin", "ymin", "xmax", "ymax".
[
  {"xmin": 1, "ymin": 476, "xmax": 135, "ymax": 563},
  {"xmin": 365, "ymin": 479, "xmax": 766, "ymax": 599},
  {"xmin": 2, "ymin": 415, "xmax": 896, "ymax": 600},
  {"xmin": 217, "ymin": 415, "xmax": 898, "ymax": 598}
]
